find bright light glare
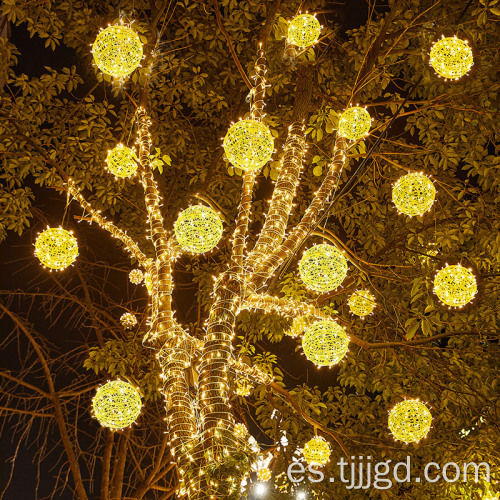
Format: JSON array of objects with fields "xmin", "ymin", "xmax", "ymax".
[
  {"xmin": 255, "ymin": 483, "xmax": 267, "ymax": 496},
  {"xmin": 297, "ymin": 492, "xmax": 307, "ymax": 499}
]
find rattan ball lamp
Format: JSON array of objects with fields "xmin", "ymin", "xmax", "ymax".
[
  {"xmin": 129, "ymin": 269, "xmax": 144, "ymax": 285},
  {"xmin": 392, "ymin": 172, "xmax": 435, "ymax": 217},
  {"xmin": 429, "ymin": 36, "xmax": 473, "ymax": 80},
  {"xmin": 302, "ymin": 320, "xmax": 349, "ymax": 367},
  {"xmin": 257, "ymin": 467, "xmax": 272, "ymax": 482},
  {"xmin": 303, "ymin": 436, "xmax": 330, "ymax": 466},
  {"xmin": 338, "ymin": 107, "xmax": 371, "ymax": 141},
  {"xmin": 388, "ymin": 399, "xmax": 432, "ymax": 444},
  {"xmin": 287, "ymin": 14, "xmax": 321, "ymax": 48},
  {"xmin": 35, "ymin": 227, "xmax": 78, "ymax": 270},
  {"xmin": 433, "ymin": 264, "xmax": 477, "ymax": 307},
  {"xmin": 105, "ymin": 144, "xmax": 138, "ymax": 178},
  {"xmin": 348, "ymin": 289, "xmax": 376, "ymax": 317}
]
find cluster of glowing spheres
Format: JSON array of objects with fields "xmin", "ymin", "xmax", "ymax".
[
  {"xmin": 129, "ymin": 269, "xmax": 144, "ymax": 285},
  {"xmin": 299, "ymin": 244, "xmax": 348, "ymax": 293},
  {"xmin": 234, "ymin": 423, "xmax": 248, "ymax": 439},
  {"xmin": 287, "ymin": 14, "xmax": 321, "ymax": 48},
  {"xmin": 257, "ymin": 467, "xmax": 272, "ymax": 482},
  {"xmin": 348, "ymin": 290, "xmax": 376, "ymax": 317},
  {"xmin": 302, "ymin": 320, "xmax": 349, "ymax": 367},
  {"xmin": 35, "ymin": 227, "xmax": 78, "ymax": 270},
  {"xmin": 236, "ymin": 378, "xmax": 252, "ymax": 397},
  {"xmin": 92, "ymin": 380, "xmax": 142, "ymax": 430},
  {"xmin": 392, "ymin": 172, "xmax": 436, "ymax": 217},
  {"xmin": 120, "ymin": 312, "xmax": 137, "ymax": 329},
  {"xmin": 285, "ymin": 315, "xmax": 311, "ymax": 338},
  {"xmin": 388, "ymin": 399, "xmax": 432, "ymax": 444},
  {"xmin": 338, "ymin": 107, "xmax": 371, "ymax": 141},
  {"xmin": 174, "ymin": 205, "xmax": 224, "ymax": 253},
  {"xmin": 92, "ymin": 25, "xmax": 143, "ymax": 78},
  {"xmin": 430, "ymin": 36, "xmax": 473, "ymax": 80},
  {"xmin": 223, "ymin": 119, "xmax": 274, "ymax": 171},
  {"xmin": 105, "ymin": 144, "xmax": 138, "ymax": 178},
  {"xmin": 433, "ymin": 264, "xmax": 477, "ymax": 307},
  {"xmin": 303, "ymin": 436, "xmax": 331, "ymax": 466}
]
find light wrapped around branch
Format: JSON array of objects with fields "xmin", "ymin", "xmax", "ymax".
[
  {"xmin": 287, "ymin": 14, "xmax": 321, "ymax": 48},
  {"xmin": 257, "ymin": 467, "xmax": 272, "ymax": 482},
  {"xmin": 338, "ymin": 106, "xmax": 371, "ymax": 141},
  {"xmin": 236, "ymin": 378, "xmax": 252, "ymax": 397},
  {"xmin": 299, "ymin": 244, "xmax": 348, "ymax": 293},
  {"xmin": 302, "ymin": 320, "xmax": 349, "ymax": 367},
  {"xmin": 174, "ymin": 205, "xmax": 224, "ymax": 253},
  {"xmin": 234, "ymin": 423, "xmax": 248, "ymax": 439},
  {"xmin": 35, "ymin": 227, "xmax": 78, "ymax": 270},
  {"xmin": 105, "ymin": 144, "xmax": 138, "ymax": 178},
  {"xmin": 388, "ymin": 399, "xmax": 432, "ymax": 444},
  {"xmin": 348, "ymin": 289, "xmax": 376, "ymax": 317},
  {"xmin": 92, "ymin": 25, "xmax": 143, "ymax": 78},
  {"xmin": 433, "ymin": 264, "xmax": 477, "ymax": 307},
  {"xmin": 120, "ymin": 312, "xmax": 137, "ymax": 329},
  {"xmin": 303, "ymin": 436, "xmax": 330, "ymax": 466},
  {"xmin": 129, "ymin": 269, "xmax": 144, "ymax": 284},
  {"xmin": 92, "ymin": 380, "xmax": 142, "ymax": 430},
  {"xmin": 223, "ymin": 119, "xmax": 274, "ymax": 171},
  {"xmin": 430, "ymin": 36, "xmax": 473, "ymax": 80},
  {"xmin": 392, "ymin": 172, "xmax": 435, "ymax": 217}
]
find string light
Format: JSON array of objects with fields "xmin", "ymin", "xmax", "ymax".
[
  {"xmin": 388, "ymin": 399, "xmax": 432, "ymax": 444},
  {"xmin": 299, "ymin": 244, "xmax": 348, "ymax": 292},
  {"xmin": 257, "ymin": 467, "xmax": 272, "ymax": 481},
  {"xmin": 434, "ymin": 264, "xmax": 477, "ymax": 307},
  {"xmin": 338, "ymin": 106, "xmax": 371, "ymax": 141},
  {"xmin": 302, "ymin": 320, "xmax": 349, "ymax": 367},
  {"xmin": 129, "ymin": 269, "xmax": 144, "ymax": 284},
  {"xmin": 105, "ymin": 144, "xmax": 138, "ymax": 178},
  {"xmin": 348, "ymin": 290, "xmax": 376, "ymax": 317},
  {"xmin": 92, "ymin": 380, "xmax": 142, "ymax": 430},
  {"xmin": 287, "ymin": 14, "xmax": 321, "ymax": 48},
  {"xmin": 303, "ymin": 436, "xmax": 330, "ymax": 466},
  {"xmin": 35, "ymin": 227, "xmax": 78, "ymax": 270},
  {"xmin": 284, "ymin": 315, "xmax": 311, "ymax": 337},
  {"xmin": 392, "ymin": 172, "xmax": 435, "ymax": 217},
  {"xmin": 234, "ymin": 423, "xmax": 248, "ymax": 439},
  {"xmin": 236, "ymin": 379, "xmax": 252, "ymax": 396},
  {"xmin": 429, "ymin": 36, "xmax": 473, "ymax": 80},
  {"xmin": 120, "ymin": 312, "xmax": 137, "ymax": 329}
]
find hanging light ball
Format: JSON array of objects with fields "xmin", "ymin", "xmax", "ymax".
[
  {"xmin": 234, "ymin": 423, "xmax": 248, "ymax": 439},
  {"xmin": 105, "ymin": 144, "xmax": 138, "ymax": 178},
  {"xmin": 433, "ymin": 264, "xmax": 477, "ymax": 307},
  {"xmin": 129, "ymin": 269, "xmax": 144, "ymax": 285},
  {"xmin": 302, "ymin": 320, "xmax": 349, "ymax": 367},
  {"xmin": 287, "ymin": 14, "xmax": 321, "ymax": 48},
  {"xmin": 303, "ymin": 436, "xmax": 330, "ymax": 466},
  {"xmin": 257, "ymin": 467, "xmax": 272, "ymax": 482},
  {"xmin": 174, "ymin": 205, "xmax": 224, "ymax": 254},
  {"xmin": 223, "ymin": 119, "xmax": 274, "ymax": 171},
  {"xmin": 120, "ymin": 312, "xmax": 137, "ymax": 329},
  {"xmin": 35, "ymin": 227, "xmax": 78, "ymax": 270},
  {"xmin": 92, "ymin": 25, "xmax": 143, "ymax": 78},
  {"xmin": 392, "ymin": 172, "xmax": 436, "ymax": 217},
  {"xmin": 236, "ymin": 379, "xmax": 252, "ymax": 397},
  {"xmin": 429, "ymin": 36, "xmax": 473, "ymax": 80},
  {"xmin": 338, "ymin": 106, "xmax": 371, "ymax": 141},
  {"xmin": 92, "ymin": 380, "xmax": 142, "ymax": 430},
  {"xmin": 388, "ymin": 399, "xmax": 432, "ymax": 444},
  {"xmin": 299, "ymin": 244, "xmax": 348, "ymax": 293},
  {"xmin": 285, "ymin": 315, "xmax": 311, "ymax": 338},
  {"xmin": 348, "ymin": 289, "xmax": 376, "ymax": 317}
]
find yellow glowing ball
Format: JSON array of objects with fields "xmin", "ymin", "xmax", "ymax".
[
  {"xmin": 129, "ymin": 269, "xmax": 144, "ymax": 285},
  {"xmin": 92, "ymin": 25, "xmax": 143, "ymax": 78},
  {"xmin": 303, "ymin": 436, "xmax": 330, "ymax": 466},
  {"xmin": 92, "ymin": 380, "xmax": 142, "ymax": 430},
  {"xmin": 174, "ymin": 205, "xmax": 224, "ymax": 254},
  {"xmin": 257, "ymin": 467, "xmax": 272, "ymax": 482},
  {"xmin": 35, "ymin": 227, "xmax": 78, "ymax": 270},
  {"xmin": 392, "ymin": 172, "xmax": 435, "ymax": 217},
  {"xmin": 285, "ymin": 315, "xmax": 311, "ymax": 338},
  {"xmin": 236, "ymin": 379, "xmax": 252, "ymax": 397},
  {"xmin": 287, "ymin": 14, "xmax": 321, "ymax": 48},
  {"xmin": 388, "ymin": 399, "xmax": 432, "ymax": 444},
  {"xmin": 234, "ymin": 423, "xmax": 248, "ymax": 439},
  {"xmin": 223, "ymin": 119, "xmax": 274, "ymax": 171},
  {"xmin": 120, "ymin": 312, "xmax": 137, "ymax": 329},
  {"xmin": 434, "ymin": 264, "xmax": 477, "ymax": 307},
  {"xmin": 348, "ymin": 290, "xmax": 376, "ymax": 317},
  {"xmin": 338, "ymin": 107, "xmax": 371, "ymax": 140},
  {"xmin": 430, "ymin": 36, "xmax": 473, "ymax": 80},
  {"xmin": 299, "ymin": 244, "xmax": 348, "ymax": 293},
  {"xmin": 302, "ymin": 320, "xmax": 349, "ymax": 367},
  {"xmin": 105, "ymin": 144, "xmax": 138, "ymax": 178}
]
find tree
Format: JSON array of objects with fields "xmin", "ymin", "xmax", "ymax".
[{"xmin": 0, "ymin": 0, "xmax": 499, "ymax": 499}]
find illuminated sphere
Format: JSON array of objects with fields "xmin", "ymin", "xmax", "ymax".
[
  {"xmin": 35, "ymin": 227, "xmax": 78, "ymax": 270},
  {"xmin": 234, "ymin": 423, "xmax": 248, "ymax": 439},
  {"xmin": 338, "ymin": 107, "xmax": 371, "ymax": 140},
  {"xmin": 287, "ymin": 14, "xmax": 321, "ymax": 48},
  {"xmin": 434, "ymin": 264, "xmax": 477, "ymax": 307},
  {"xmin": 430, "ymin": 36, "xmax": 473, "ymax": 80},
  {"xmin": 348, "ymin": 290, "xmax": 376, "ymax": 317},
  {"xmin": 303, "ymin": 436, "xmax": 330, "ymax": 466},
  {"xmin": 257, "ymin": 467, "xmax": 272, "ymax": 482},
  {"xmin": 92, "ymin": 380, "xmax": 142, "ymax": 430},
  {"xmin": 302, "ymin": 320, "xmax": 349, "ymax": 367},
  {"xmin": 105, "ymin": 144, "xmax": 138, "ymax": 178},
  {"xmin": 129, "ymin": 269, "xmax": 144, "ymax": 285},
  {"xmin": 285, "ymin": 315, "xmax": 310, "ymax": 338},
  {"xmin": 120, "ymin": 312, "xmax": 137, "ymax": 329},
  {"xmin": 92, "ymin": 25, "xmax": 143, "ymax": 78},
  {"xmin": 236, "ymin": 379, "xmax": 252, "ymax": 397},
  {"xmin": 388, "ymin": 399, "xmax": 432, "ymax": 444},
  {"xmin": 299, "ymin": 244, "xmax": 348, "ymax": 292},
  {"xmin": 174, "ymin": 205, "xmax": 223, "ymax": 254},
  {"xmin": 223, "ymin": 119, "xmax": 274, "ymax": 171},
  {"xmin": 392, "ymin": 173, "xmax": 435, "ymax": 217}
]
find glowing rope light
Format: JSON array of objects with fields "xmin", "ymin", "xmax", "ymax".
[
  {"xmin": 302, "ymin": 320, "xmax": 349, "ymax": 367},
  {"xmin": 434, "ymin": 264, "xmax": 477, "ymax": 307},
  {"xmin": 348, "ymin": 289, "xmax": 376, "ymax": 317},
  {"xmin": 105, "ymin": 144, "xmax": 138, "ymax": 178},
  {"xmin": 303, "ymin": 436, "xmax": 330, "ymax": 466},
  {"xmin": 92, "ymin": 25, "xmax": 143, "ymax": 78},
  {"xmin": 234, "ymin": 423, "xmax": 248, "ymax": 439},
  {"xmin": 287, "ymin": 14, "xmax": 321, "ymax": 48},
  {"xmin": 129, "ymin": 269, "xmax": 144, "ymax": 284},
  {"xmin": 430, "ymin": 36, "xmax": 473, "ymax": 80},
  {"xmin": 236, "ymin": 379, "xmax": 252, "ymax": 396},
  {"xmin": 338, "ymin": 106, "xmax": 371, "ymax": 141},
  {"xmin": 35, "ymin": 227, "xmax": 78, "ymax": 270},
  {"xmin": 257, "ymin": 467, "xmax": 272, "ymax": 482},
  {"xmin": 388, "ymin": 399, "xmax": 432, "ymax": 444},
  {"xmin": 120, "ymin": 312, "xmax": 137, "ymax": 329},
  {"xmin": 392, "ymin": 172, "xmax": 435, "ymax": 217}
]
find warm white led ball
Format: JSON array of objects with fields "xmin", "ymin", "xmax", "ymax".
[
  {"xmin": 302, "ymin": 320, "xmax": 349, "ymax": 367},
  {"xmin": 388, "ymin": 399, "xmax": 432, "ymax": 444},
  {"xmin": 287, "ymin": 14, "xmax": 321, "ymax": 48},
  {"xmin": 338, "ymin": 107, "xmax": 371, "ymax": 140},
  {"xmin": 433, "ymin": 264, "xmax": 477, "ymax": 307},
  {"xmin": 303, "ymin": 436, "xmax": 330, "ymax": 466},
  {"xmin": 105, "ymin": 144, "xmax": 138, "ymax": 178},
  {"xmin": 430, "ymin": 36, "xmax": 473, "ymax": 80},
  {"xmin": 348, "ymin": 289, "xmax": 376, "ymax": 317},
  {"xmin": 129, "ymin": 269, "xmax": 144, "ymax": 285},
  {"xmin": 257, "ymin": 467, "xmax": 272, "ymax": 482},
  {"xmin": 120, "ymin": 312, "xmax": 137, "ymax": 329},
  {"xmin": 392, "ymin": 172, "xmax": 435, "ymax": 217},
  {"xmin": 35, "ymin": 227, "xmax": 78, "ymax": 270}
]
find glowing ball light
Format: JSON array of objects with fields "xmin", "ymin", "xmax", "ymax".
[
  {"xmin": 120, "ymin": 312, "xmax": 137, "ymax": 329},
  {"xmin": 392, "ymin": 172, "xmax": 435, "ymax": 217},
  {"xmin": 129, "ymin": 269, "xmax": 144, "ymax": 285},
  {"xmin": 35, "ymin": 227, "xmax": 78, "ymax": 270},
  {"xmin": 223, "ymin": 119, "xmax": 274, "ymax": 171},
  {"xmin": 234, "ymin": 423, "xmax": 248, "ymax": 439},
  {"xmin": 257, "ymin": 467, "xmax": 272, "ymax": 482},
  {"xmin": 430, "ymin": 36, "xmax": 473, "ymax": 80},
  {"xmin": 236, "ymin": 379, "xmax": 252, "ymax": 397},
  {"xmin": 303, "ymin": 436, "xmax": 330, "ymax": 466},
  {"xmin": 285, "ymin": 315, "xmax": 311, "ymax": 338},
  {"xmin": 92, "ymin": 380, "xmax": 142, "ymax": 430},
  {"xmin": 348, "ymin": 289, "xmax": 376, "ymax": 317},
  {"xmin": 338, "ymin": 106, "xmax": 371, "ymax": 141},
  {"xmin": 287, "ymin": 14, "xmax": 321, "ymax": 48},
  {"xmin": 302, "ymin": 320, "xmax": 349, "ymax": 367},
  {"xmin": 174, "ymin": 205, "xmax": 224, "ymax": 254},
  {"xmin": 299, "ymin": 244, "xmax": 348, "ymax": 293},
  {"xmin": 434, "ymin": 264, "xmax": 477, "ymax": 307},
  {"xmin": 388, "ymin": 399, "xmax": 432, "ymax": 444},
  {"xmin": 105, "ymin": 144, "xmax": 138, "ymax": 178},
  {"xmin": 92, "ymin": 25, "xmax": 143, "ymax": 78}
]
